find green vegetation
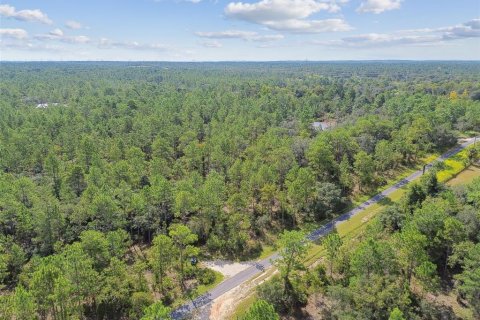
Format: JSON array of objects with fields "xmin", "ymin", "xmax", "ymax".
[
  {"xmin": 241, "ymin": 299, "xmax": 279, "ymax": 320},
  {"xmin": 257, "ymin": 230, "xmax": 310, "ymax": 313},
  {"xmin": 195, "ymin": 269, "xmax": 224, "ymax": 297},
  {"xmin": 236, "ymin": 157, "xmax": 480, "ymax": 319},
  {"xmin": 1, "ymin": 62, "xmax": 479, "ymax": 319},
  {"xmin": 251, "ymin": 172, "xmax": 480, "ymax": 319},
  {"xmin": 448, "ymin": 165, "xmax": 480, "ymax": 186},
  {"xmin": 438, "ymin": 151, "xmax": 469, "ymax": 181},
  {"xmin": 140, "ymin": 302, "xmax": 172, "ymax": 320},
  {"xmin": 232, "ymin": 293, "xmax": 258, "ymax": 319}
]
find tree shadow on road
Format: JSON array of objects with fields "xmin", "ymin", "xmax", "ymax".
[{"xmin": 378, "ymin": 197, "xmax": 394, "ymax": 206}]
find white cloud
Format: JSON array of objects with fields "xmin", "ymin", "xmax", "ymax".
[
  {"xmin": 316, "ymin": 18, "xmax": 480, "ymax": 47},
  {"xmin": 357, "ymin": 0, "xmax": 402, "ymax": 14},
  {"xmin": 65, "ymin": 20, "xmax": 83, "ymax": 29},
  {"xmin": 252, "ymin": 34, "xmax": 285, "ymax": 41},
  {"xmin": 65, "ymin": 35, "xmax": 90, "ymax": 44},
  {"xmin": 35, "ymin": 29, "xmax": 90, "ymax": 44},
  {"xmin": 197, "ymin": 30, "xmax": 257, "ymax": 39},
  {"xmin": 225, "ymin": 0, "xmax": 340, "ymax": 22},
  {"xmin": 154, "ymin": 0, "xmax": 202, "ymax": 3},
  {"xmin": 195, "ymin": 30, "xmax": 284, "ymax": 41},
  {"xmin": 0, "ymin": 28, "xmax": 28, "ymax": 39},
  {"xmin": 325, "ymin": 33, "xmax": 439, "ymax": 47},
  {"xmin": 200, "ymin": 40, "xmax": 223, "ymax": 48},
  {"xmin": 0, "ymin": 4, "xmax": 52, "ymax": 24},
  {"xmin": 440, "ymin": 19, "xmax": 480, "ymax": 40},
  {"xmin": 0, "ymin": 40, "xmax": 68, "ymax": 53},
  {"xmin": 49, "ymin": 28, "xmax": 64, "ymax": 37},
  {"xmin": 263, "ymin": 18, "xmax": 351, "ymax": 33},
  {"xmin": 225, "ymin": 0, "xmax": 351, "ymax": 33},
  {"xmin": 98, "ymin": 38, "xmax": 170, "ymax": 51},
  {"xmin": 464, "ymin": 19, "xmax": 480, "ymax": 29}
]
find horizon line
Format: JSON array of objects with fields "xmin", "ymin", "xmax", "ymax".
[{"xmin": 2, "ymin": 59, "xmax": 480, "ymax": 63}]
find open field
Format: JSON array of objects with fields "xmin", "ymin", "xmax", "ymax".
[{"xmin": 447, "ymin": 164, "xmax": 480, "ymax": 186}]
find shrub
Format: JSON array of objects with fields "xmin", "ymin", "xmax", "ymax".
[
  {"xmin": 198, "ymin": 268, "xmax": 216, "ymax": 285},
  {"xmin": 242, "ymin": 299, "xmax": 279, "ymax": 320}
]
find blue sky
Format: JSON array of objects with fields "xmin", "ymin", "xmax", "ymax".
[{"xmin": 0, "ymin": 0, "xmax": 479, "ymax": 60}]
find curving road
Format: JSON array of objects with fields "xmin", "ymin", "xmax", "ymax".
[{"xmin": 172, "ymin": 137, "xmax": 478, "ymax": 320}]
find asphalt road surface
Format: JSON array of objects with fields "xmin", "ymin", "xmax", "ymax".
[{"xmin": 172, "ymin": 137, "xmax": 478, "ymax": 320}]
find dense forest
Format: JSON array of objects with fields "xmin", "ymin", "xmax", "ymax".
[{"xmin": 0, "ymin": 62, "xmax": 479, "ymax": 319}]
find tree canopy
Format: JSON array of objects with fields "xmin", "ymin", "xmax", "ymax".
[{"xmin": 1, "ymin": 61, "xmax": 479, "ymax": 319}]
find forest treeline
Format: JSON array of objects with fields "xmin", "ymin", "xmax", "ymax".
[{"xmin": 0, "ymin": 62, "xmax": 479, "ymax": 319}]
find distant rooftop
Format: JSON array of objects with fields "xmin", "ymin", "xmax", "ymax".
[
  {"xmin": 312, "ymin": 121, "xmax": 334, "ymax": 131},
  {"xmin": 36, "ymin": 102, "xmax": 60, "ymax": 109}
]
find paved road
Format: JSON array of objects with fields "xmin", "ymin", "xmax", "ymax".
[{"xmin": 172, "ymin": 137, "xmax": 478, "ymax": 320}]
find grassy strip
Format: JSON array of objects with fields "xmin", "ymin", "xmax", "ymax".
[
  {"xmin": 447, "ymin": 165, "xmax": 480, "ymax": 186},
  {"xmin": 304, "ymin": 186, "xmax": 406, "ymax": 267},
  {"xmin": 256, "ymin": 245, "xmax": 276, "ymax": 261},
  {"xmin": 437, "ymin": 147, "xmax": 471, "ymax": 182},
  {"xmin": 196, "ymin": 270, "xmax": 225, "ymax": 297},
  {"xmin": 231, "ymin": 293, "xmax": 257, "ymax": 319},
  {"xmin": 171, "ymin": 270, "xmax": 225, "ymax": 309}
]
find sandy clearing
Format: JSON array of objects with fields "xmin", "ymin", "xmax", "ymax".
[
  {"xmin": 202, "ymin": 261, "xmax": 252, "ymax": 278},
  {"xmin": 208, "ymin": 269, "xmax": 279, "ymax": 320}
]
